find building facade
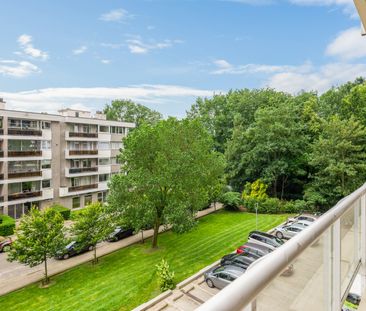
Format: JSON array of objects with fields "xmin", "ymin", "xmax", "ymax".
[{"xmin": 0, "ymin": 100, "xmax": 135, "ymax": 218}]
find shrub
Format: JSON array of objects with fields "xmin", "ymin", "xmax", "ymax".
[
  {"xmin": 220, "ymin": 192, "xmax": 242, "ymax": 211},
  {"xmin": 242, "ymin": 179, "xmax": 268, "ymax": 201},
  {"xmin": 0, "ymin": 214, "xmax": 16, "ymax": 236},
  {"xmin": 282, "ymin": 200, "xmax": 309, "ymax": 214},
  {"xmin": 49, "ymin": 204, "xmax": 70, "ymax": 220},
  {"xmin": 156, "ymin": 259, "xmax": 175, "ymax": 291},
  {"xmin": 244, "ymin": 197, "xmax": 283, "ymax": 214}
]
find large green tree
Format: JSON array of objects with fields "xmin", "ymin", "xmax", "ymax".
[
  {"xmin": 104, "ymin": 99, "xmax": 162, "ymax": 126},
  {"xmin": 226, "ymin": 100, "xmax": 308, "ymax": 198},
  {"xmin": 305, "ymin": 116, "xmax": 366, "ymax": 210},
  {"xmin": 108, "ymin": 118, "xmax": 225, "ymax": 248},
  {"xmin": 8, "ymin": 207, "xmax": 65, "ymax": 285}
]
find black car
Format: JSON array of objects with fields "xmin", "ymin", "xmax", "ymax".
[
  {"xmin": 220, "ymin": 253, "xmax": 256, "ymax": 269},
  {"xmin": 56, "ymin": 241, "xmax": 94, "ymax": 260},
  {"xmin": 107, "ymin": 227, "xmax": 134, "ymax": 242},
  {"xmin": 346, "ymin": 292, "xmax": 361, "ymax": 305}
]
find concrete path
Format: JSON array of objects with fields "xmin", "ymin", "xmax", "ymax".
[{"xmin": 0, "ymin": 204, "xmax": 222, "ymax": 296}]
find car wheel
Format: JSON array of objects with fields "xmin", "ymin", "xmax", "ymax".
[
  {"xmin": 206, "ymin": 278, "xmax": 214, "ymax": 288},
  {"xmin": 88, "ymin": 245, "xmax": 94, "ymax": 251},
  {"xmin": 276, "ymin": 231, "xmax": 284, "ymax": 239},
  {"xmin": 2, "ymin": 245, "xmax": 11, "ymax": 252},
  {"xmin": 63, "ymin": 253, "xmax": 70, "ymax": 260}
]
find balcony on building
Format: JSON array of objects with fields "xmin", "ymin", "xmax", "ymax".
[
  {"xmin": 66, "ymin": 123, "xmax": 98, "ymax": 140},
  {"xmin": 67, "ymin": 141, "xmax": 98, "ymax": 157},
  {"xmin": 8, "ymin": 181, "xmax": 42, "ymax": 201},
  {"xmin": 8, "ymin": 118, "xmax": 42, "ymax": 136},
  {"xmin": 68, "ymin": 175, "xmax": 98, "ymax": 193},
  {"xmin": 8, "ymin": 160, "xmax": 42, "ymax": 179},
  {"xmin": 69, "ymin": 167, "xmax": 98, "ymax": 174},
  {"xmin": 8, "ymin": 140, "xmax": 42, "ymax": 157}
]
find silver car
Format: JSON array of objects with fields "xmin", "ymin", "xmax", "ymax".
[
  {"xmin": 274, "ymin": 223, "xmax": 306, "ymax": 239},
  {"xmin": 204, "ymin": 265, "xmax": 245, "ymax": 289}
]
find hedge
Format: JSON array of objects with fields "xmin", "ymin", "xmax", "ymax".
[
  {"xmin": 49, "ymin": 204, "xmax": 71, "ymax": 220},
  {"xmin": 0, "ymin": 215, "xmax": 16, "ymax": 236}
]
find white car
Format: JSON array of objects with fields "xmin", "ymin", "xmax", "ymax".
[{"xmin": 274, "ymin": 223, "xmax": 307, "ymax": 239}]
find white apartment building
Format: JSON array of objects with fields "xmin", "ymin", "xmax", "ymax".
[{"xmin": 0, "ymin": 99, "xmax": 135, "ymax": 218}]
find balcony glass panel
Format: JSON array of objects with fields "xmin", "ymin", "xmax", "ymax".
[{"xmin": 255, "ymin": 229, "xmax": 329, "ymax": 311}]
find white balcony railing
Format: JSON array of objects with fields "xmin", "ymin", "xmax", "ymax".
[{"xmin": 198, "ymin": 183, "xmax": 366, "ymax": 311}]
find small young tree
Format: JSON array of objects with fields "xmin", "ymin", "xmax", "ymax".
[
  {"xmin": 156, "ymin": 259, "xmax": 175, "ymax": 291},
  {"xmin": 71, "ymin": 202, "xmax": 113, "ymax": 264},
  {"xmin": 8, "ymin": 207, "xmax": 66, "ymax": 285}
]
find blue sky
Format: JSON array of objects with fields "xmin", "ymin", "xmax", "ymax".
[{"xmin": 0, "ymin": 0, "xmax": 365, "ymax": 117}]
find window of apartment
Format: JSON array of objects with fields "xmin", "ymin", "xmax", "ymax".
[
  {"xmin": 75, "ymin": 112, "xmax": 80, "ymax": 118},
  {"xmin": 99, "ymin": 174, "xmax": 109, "ymax": 182},
  {"xmin": 110, "ymin": 126, "xmax": 116, "ymax": 134},
  {"xmin": 0, "ymin": 118, "xmax": 3, "ymax": 128},
  {"xmin": 8, "ymin": 160, "xmax": 39, "ymax": 173},
  {"xmin": 8, "ymin": 181, "xmax": 40, "ymax": 194},
  {"xmin": 8, "ymin": 140, "xmax": 40, "ymax": 151},
  {"xmin": 22, "ymin": 120, "xmax": 38, "ymax": 129},
  {"xmin": 110, "ymin": 142, "xmax": 123, "ymax": 150},
  {"xmin": 82, "ymin": 159, "xmax": 91, "ymax": 168},
  {"xmin": 9, "ymin": 119, "xmax": 21, "ymax": 128},
  {"xmin": 82, "ymin": 125, "xmax": 90, "ymax": 133},
  {"xmin": 42, "ymin": 179, "xmax": 51, "ymax": 189},
  {"xmin": 42, "ymin": 121, "xmax": 51, "ymax": 129},
  {"xmin": 98, "ymin": 142, "xmax": 109, "ymax": 150},
  {"xmin": 99, "ymin": 158, "xmax": 109, "ymax": 165},
  {"xmin": 71, "ymin": 177, "xmax": 80, "ymax": 187},
  {"xmin": 41, "ymin": 160, "xmax": 51, "ymax": 169},
  {"xmin": 99, "ymin": 125, "xmax": 109, "ymax": 133},
  {"xmin": 70, "ymin": 159, "xmax": 80, "ymax": 168},
  {"xmin": 97, "ymin": 191, "xmax": 108, "ymax": 203},
  {"xmin": 84, "ymin": 195, "xmax": 92, "ymax": 206},
  {"xmin": 72, "ymin": 197, "xmax": 80, "ymax": 209},
  {"xmin": 41, "ymin": 140, "xmax": 51, "ymax": 150}
]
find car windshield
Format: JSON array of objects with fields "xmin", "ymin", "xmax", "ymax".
[{"xmin": 66, "ymin": 241, "xmax": 76, "ymax": 248}]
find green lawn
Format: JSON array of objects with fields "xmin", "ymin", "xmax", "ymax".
[{"xmin": 0, "ymin": 211, "xmax": 288, "ymax": 311}]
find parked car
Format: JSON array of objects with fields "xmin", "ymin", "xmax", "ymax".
[
  {"xmin": 0, "ymin": 236, "xmax": 12, "ymax": 252},
  {"xmin": 274, "ymin": 223, "xmax": 306, "ymax": 239},
  {"xmin": 248, "ymin": 231, "xmax": 284, "ymax": 250},
  {"xmin": 204, "ymin": 265, "xmax": 246, "ymax": 289},
  {"xmin": 294, "ymin": 219, "xmax": 312, "ymax": 227},
  {"xmin": 220, "ymin": 253, "xmax": 256, "ymax": 269},
  {"xmin": 56, "ymin": 241, "xmax": 94, "ymax": 260},
  {"xmin": 346, "ymin": 292, "xmax": 361, "ymax": 305},
  {"xmin": 288, "ymin": 214, "xmax": 318, "ymax": 224},
  {"xmin": 107, "ymin": 227, "xmax": 134, "ymax": 242},
  {"xmin": 236, "ymin": 242, "xmax": 273, "ymax": 257}
]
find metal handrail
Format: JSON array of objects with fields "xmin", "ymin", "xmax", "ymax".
[{"xmin": 197, "ymin": 183, "xmax": 366, "ymax": 311}]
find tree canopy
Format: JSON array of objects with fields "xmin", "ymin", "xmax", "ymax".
[
  {"xmin": 108, "ymin": 118, "xmax": 225, "ymax": 248},
  {"xmin": 104, "ymin": 99, "xmax": 162, "ymax": 126}
]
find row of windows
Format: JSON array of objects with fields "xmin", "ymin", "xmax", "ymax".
[
  {"xmin": 71, "ymin": 191, "xmax": 108, "ymax": 208},
  {"xmin": 8, "ymin": 140, "xmax": 51, "ymax": 151},
  {"xmin": 70, "ymin": 174, "xmax": 110, "ymax": 186}
]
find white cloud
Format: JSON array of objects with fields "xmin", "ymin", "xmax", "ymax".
[
  {"xmin": 0, "ymin": 60, "xmax": 40, "ymax": 78},
  {"xmin": 126, "ymin": 38, "xmax": 181, "ymax": 54},
  {"xmin": 17, "ymin": 34, "xmax": 48, "ymax": 61},
  {"xmin": 211, "ymin": 59, "xmax": 312, "ymax": 75},
  {"xmin": 99, "ymin": 9, "xmax": 132, "ymax": 22},
  {"xmin": 0, "ymin": 85, "xmax": 218, "ymax": 115},
  {"xmin": 72, "ymin": 46, "xmax": 88, "ymax": 55},
  {"xmin": 288, "ymin": 0, "xmax": 356, "ymax": 17},
  {"xmin": 266, "ymin": 62, "xmax": 366, "ymax": 93},
  {"xmin": 101, "ymin": 59, "xmax": 111, "ymax": 64},
  {"xmin": 325, "ymin": 27, "xmax": 366, "ymax": 60}
]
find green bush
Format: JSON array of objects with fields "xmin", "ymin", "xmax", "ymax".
[
  {"xmin": 49, "ymin": 204, "xmax": 71, "ymax": 220},
  {"xmin": 156, "ymin": 259, "xmax": 175, "ymax": 291},
  {"xmin": 244, "ymin": 197, "xmax": 282, "ymax": 214},
  {"xmin": 0, "ymin": 214, "xmax": 16, "ymax": 236},
  {"xmin": 220, "ymin": 192, "xmax": 242, "ymax": 211},
  {"xmin": 282, "ymin": 200, "xmax": 309, "ymax": 214}
]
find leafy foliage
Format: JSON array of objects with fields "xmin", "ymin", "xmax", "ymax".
[
  {"xmin": 49, "ymin": 204, "xmax": 71, "ymax": 220},
  {"xmin": 108, "ymin": 118, "xmax": 226, "ymax": 248},
  {"xmin": 220, "ymin": 192, "xmax": 242, "ymax": 211},
  {"xmin": 0, "ymin": 214, "xmax": 16, "ymax": 236},
  {"xmin": 71, "ymin": 202, "xmax": 113, "ymax": 264},
  {"xmin": 104, "ymin": 99, "xmax": 162, "ymax": 127},
  {"xmin": 242, "ymin": 179, "xmax": 268, "ymax": 201},
  {"xmin": 7, "ymin": 207, "xmax": 65, "ymax": 284},
  {"xmin": 156, "ymin": 259, "xmax": 175, "ymax": 291}
]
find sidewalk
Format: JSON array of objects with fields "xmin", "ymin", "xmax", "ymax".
[{"xmin": 0, "ymin": 203, "xmax": 222, "ymax": 296}]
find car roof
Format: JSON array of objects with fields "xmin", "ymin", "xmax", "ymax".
[
  {"xmin": 244, "ymin": 242, "xmax": 272, "ymax": 252},
  {"xmin": 249, "ymin": 231, "xmax": 276, "ymax": 239}
]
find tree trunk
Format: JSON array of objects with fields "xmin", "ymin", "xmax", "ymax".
[
  {"xmin": 152, "ymin": 217, "xmax": 160, "ymax": 249},
  {"xmin": 93, "ymin": 246, "xmax": 98, "ymax": 264},
  {"xmin": 43, "ymin": 254, "xmax": 49, "ymax": 285}
]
